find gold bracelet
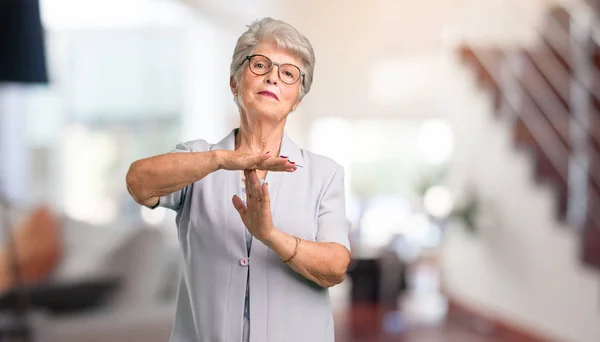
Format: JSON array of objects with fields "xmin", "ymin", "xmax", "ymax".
[{"xmin": 282, "ymin": 236, "xmax": 301, "ymax": 264}]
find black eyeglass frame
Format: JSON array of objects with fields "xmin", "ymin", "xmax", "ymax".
[{"xmin": 241, "ymin": 54, "xmax": 305, "ymax": 86}]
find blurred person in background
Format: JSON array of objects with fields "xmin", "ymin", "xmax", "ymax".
[{"xmin": 126, "ymin": 18, "xmax": 351, "ymax": 342}]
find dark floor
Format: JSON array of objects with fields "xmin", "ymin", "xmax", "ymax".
[
  {"xmin": 331, "ymin": 263, "xmax": 509, "ymax": 342},
  {"xmin": 334, "ymin": 304, "xmax": 504, "ymax": 342}
]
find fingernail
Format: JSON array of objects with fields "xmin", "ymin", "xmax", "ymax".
[
  {"xmin": 293, "ymin": 166, "xmax": 297, "ymax": 170},
  {"xmin": 290, "ymin": 161, "xmax": 296, "ymax": 164},
  {"xmin": 280, "ymin": 155, "xmax": 288, "ymax": 158}
]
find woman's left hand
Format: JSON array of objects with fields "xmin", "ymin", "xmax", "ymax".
[{"xmin": 232, "ymin": 169, "xmax": 275, "ymax": 242}]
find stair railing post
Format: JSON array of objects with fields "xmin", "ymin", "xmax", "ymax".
[
  {"xmin": 567, "ymin": 7, "xmax": 593, "ymax": 230},
  {"xmin": 499, "ymin": 51, "xmax": 524, "ymax": 125}
]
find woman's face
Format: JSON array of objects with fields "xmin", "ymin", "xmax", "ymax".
[{"xmin": 233, "ymin": 40, "xmax": 303, "ymax": 121}]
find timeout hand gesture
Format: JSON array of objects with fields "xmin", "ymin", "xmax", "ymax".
[
  {"xmin": 217, "ymin": 150, "xmax": 296, "ymax": 172},
  {"xmin": 232, "ymin": 169, "xmax": 274, "ymax": 241}
]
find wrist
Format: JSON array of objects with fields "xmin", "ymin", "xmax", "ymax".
[
  {"xmin": 259, "ymin": 226, "xmax": 279, "ymax": 246},
  {"xmin": 210, "ymin": 150, "xmax": 223, "ymax": 171},
  {"xmin": 261, "ymin": 228, "xmax": 300, "ymax": 264}
]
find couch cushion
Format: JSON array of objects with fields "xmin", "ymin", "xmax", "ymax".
[
  {"xmin": 102, "ymin": 227, "xmax": 166, "ymax": 308},
  {"xmin": 51, "ymin": 216, "xmax": 131, "ymax": 281},
  {"xmin": 0, "ymin": 205, "xmax": 61, "ymax": 291}
]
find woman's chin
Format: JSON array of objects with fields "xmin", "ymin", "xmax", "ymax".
[{"xmin": 247, "ymin": 106, "xmax": 288, "ymax": 121}]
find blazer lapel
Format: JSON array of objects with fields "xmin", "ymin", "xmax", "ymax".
[{"xmin": 264, "ymin": 132, "xmax": 304, "ymax": 218}]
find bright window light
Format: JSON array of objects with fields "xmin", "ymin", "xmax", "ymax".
[
  {"xmin": 423, "ymin": 185, "xmax": 454, "ymax": 219},
  {"xmin": 359, "ymin": 196, "xmax": 411, "ymax": 248},
  {"xmin": 417, "ymin": 119, "xmax": 454, "ymax": 165},
  {"xmin": 41, "ymin": 0, "xmax": 191, "ymax": 30}
]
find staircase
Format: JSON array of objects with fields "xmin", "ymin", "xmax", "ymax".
[{"xmin": 457, "ymin": 1, "xmax": 600, "ymax": 269}]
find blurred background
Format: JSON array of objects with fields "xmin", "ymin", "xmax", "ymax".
[{"xmin": 0, "ymin": 0, "xmax": 599, "ymax": 341}]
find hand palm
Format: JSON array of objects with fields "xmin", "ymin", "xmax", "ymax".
[{"xmin": 232, "ymin": 170, "xmax": 274, "ymax": 241}]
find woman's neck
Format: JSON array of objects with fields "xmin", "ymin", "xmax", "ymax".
[{"xmin": 236, "ymin": 117, "xmax": 285, "ymax": 155}]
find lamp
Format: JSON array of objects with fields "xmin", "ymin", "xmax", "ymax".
[{"xmin": 0, "ymin": 0, "xmax": 49, "ymax": 84}]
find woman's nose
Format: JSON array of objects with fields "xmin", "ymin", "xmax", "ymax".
[{"xmin": 265, "ymin": 67, "xmax": 279, "ymax": 84}]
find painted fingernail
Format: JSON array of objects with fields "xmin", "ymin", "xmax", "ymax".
[
  {"xmin": 280, "ymin": 155, "xmax": 288, "ymax": 158},
  {"xmin": 290, "ymin": 161, "xmax": 296, "ymax": 164}
]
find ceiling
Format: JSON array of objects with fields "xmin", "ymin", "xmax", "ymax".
[{"xmin": 178, "ymin": 0, "xmax": 579, "ymax": 120}]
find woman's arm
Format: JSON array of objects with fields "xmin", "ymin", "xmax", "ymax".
[
  {"xmin": 262, "ymin": 230, "xmax": 350, "ymax": 288},
  {"xmin": 126, "ymin": 150, "xmax": 221, "ymax": 208},
  {"xmin": 127, "ymin": 147, "xmax": 289, "ymax": 208},
  {"xmin": 233, "ymin": 167, "xmax": 352, "ymax": 288}
]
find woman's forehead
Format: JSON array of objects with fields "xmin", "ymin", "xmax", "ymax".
[{"xmin": 253, "ymin": 41, "xmax": 302, "ymax": 66}]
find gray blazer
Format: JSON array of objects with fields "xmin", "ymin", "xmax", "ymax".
[{"xmin": 157, "ymin": 128, "xmax": 351, "ymax": 342}]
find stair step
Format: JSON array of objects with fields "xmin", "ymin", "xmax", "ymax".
[{"xmin": 581, "ymin": 221, "xmax": 600, "ymax": 269}]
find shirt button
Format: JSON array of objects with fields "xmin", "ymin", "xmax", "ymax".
[{"xmin": 240, "ymin": 258, "xmax": 249, "ymax": 266}]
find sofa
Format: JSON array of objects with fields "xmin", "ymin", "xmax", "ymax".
[{"xmin": 3, "ymin": 206, "xmax": 181, "ymax": 342}]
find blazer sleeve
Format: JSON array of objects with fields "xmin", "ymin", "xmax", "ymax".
[
  {"xmin": 150, "ymin": 142, "xmax": 192, "ymax": 212},
  {"xmin": 315, "ymin": 166, "xmax": 351, "ymax": 252}
]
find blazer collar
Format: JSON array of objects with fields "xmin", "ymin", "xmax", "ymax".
[{"xmin": 211, "ymin": 128, "xmax": 304, "ymax": 165}]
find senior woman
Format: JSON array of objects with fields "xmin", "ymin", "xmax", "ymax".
[{"xmin": 126, "ymin": 17, "xmax": 351, "ymax": 342}]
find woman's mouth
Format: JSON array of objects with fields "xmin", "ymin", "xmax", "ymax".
[{"xmin": 257, "ymin": 91, "xmax": 279, "ymax": 101}]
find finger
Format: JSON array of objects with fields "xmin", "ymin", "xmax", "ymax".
[
  {"xmin": 250, "ymin": 153, "xmax": 271, "ymax": 168},
  {"xmin": 276, "ymin": 156, "xmax": 296, "ymax": 170},
  {"xmin": 248, "ymin": 169, "xmax": 262, "ymax": 198},
  {"xmin": 259, "ymin": 157, "xmax": 287, "ymax": 167},
  {"xmin": 259, "ymin": 159, "xmax": 296, "ymax": 172},
  {"xmin": 279, "ymin": 162, "xmax": 297, "ymax": 172},
  {"xmin": 243, "ymin": 170, "xmax": 260, "ymax": 205},
  {"xmin": 285, "ymin": 162, "xmax": 298, "ymax": 172},
  {"xmin": 232, "ymin": 195, "xmax": 247, "ymax": 215},
  {"xmin": 258, "ymin": 182, "xmax": 271, "ymax": 214},
  {"xmin": 262, "ymin": 182, "xmax": 271, "ymax": 204},
  {"xmin": 243, "ymin": 169, "xmax": 253, "ymax": 197}
]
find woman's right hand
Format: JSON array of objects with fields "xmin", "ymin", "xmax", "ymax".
[{"xmin": 215, "ymin": 150, "xmax": 297, "ymax": 172}]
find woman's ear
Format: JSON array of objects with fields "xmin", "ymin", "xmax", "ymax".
[
  {"xmin": 292, "ymin": 97, "xmax": 303, "ymax": 111},
  {"xmin": 230, "ymin": 76, "xmax": 237, "ymax": 95}
]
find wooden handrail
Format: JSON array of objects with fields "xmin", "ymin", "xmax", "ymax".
[
  {"xmin": 473, "ymin": 51, "xmax": 568, "ymax": 178},
  {"xmin": 524, "ymin": 47, "xmax": 570, "ymax": 104},
  {"xmin": 543, "ymin": 8, "xmax": 600, "ymax": 104},
  {"xmin": 517, "ymin": 55, "xmax": 571, "ymax": 146},
  {"xmin": 525, "ymin": 44, "xmax": 600, "ymax": 148},
  {"xmin": 505, "ymin": 53, "xmax": 600, "ymax": 191},
  {"xmin": 532, "ymin": 11, "xmax": 600, "ymax": 150},
  {"xmin": 468, "ymin": 48, "xmax": 600, "ymax": 229}
]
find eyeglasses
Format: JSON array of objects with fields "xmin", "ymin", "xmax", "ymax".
[{"xmin": 242, "ymin": 54, "xmax": 305, "ymax": 85}]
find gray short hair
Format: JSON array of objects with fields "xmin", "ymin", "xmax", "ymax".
[{"xmin": 230, "ymin": 18, "xmax": 315, "ymax": 102}]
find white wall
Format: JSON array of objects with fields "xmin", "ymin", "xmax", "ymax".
[
  {"xmin": 180, "ymin": 12, "xmax": 237, "ymax": 143},
  {"xmin": 442, "ymin": 59, "xmax": 600, "ymax": 342}
]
